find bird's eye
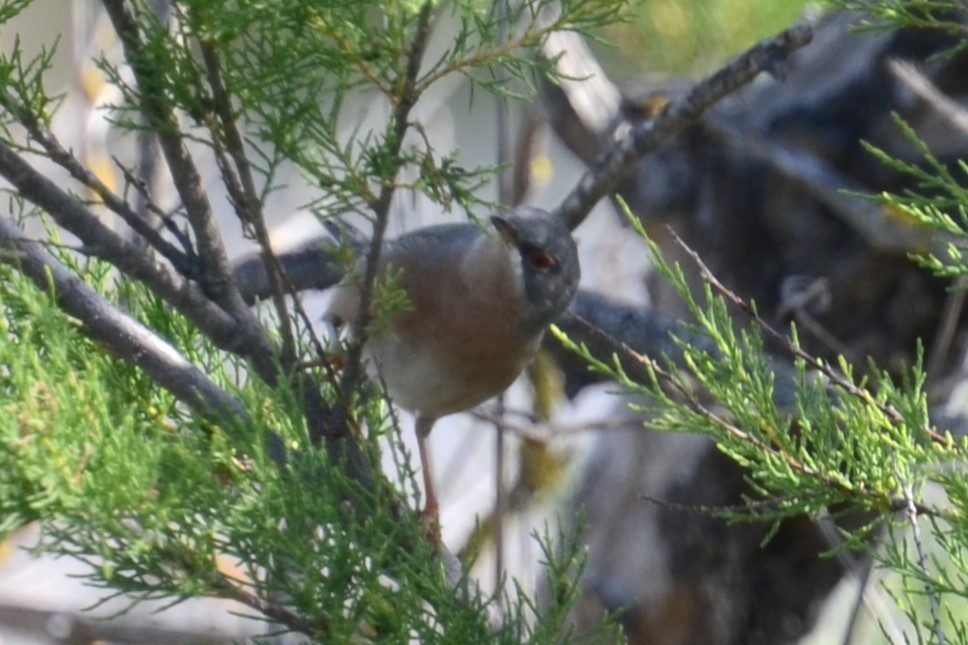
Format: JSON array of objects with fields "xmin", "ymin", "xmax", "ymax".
[{"xmin": 525, "ymin": 248, "xmax": 556, "ymax": 272}]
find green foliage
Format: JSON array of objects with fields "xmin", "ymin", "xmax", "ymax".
[
  {"xmin": 12, "ymin": 0, "xmax": 968, "ymax": 640},
  {"xmin": 93, "ymin": 0, "xmax": 626, "ymax": 218},
  {"xmin": 0, "ymin": 0, "xmax": 629, "ymax": 640},
  {"xmin": 554, "ymin": 195, "xmax": 968, "ymax": 642},
  {"xmin": 0, "ymin": 33, "xmax": 61, "ymax": 137},
  {"xmin": 861, "ymin": 113, "xmax": 968, "ymax": 279},
  {"xmin": 831, "ymin": 0, "xmax": 968, "ymax": 59},
  {"xmin": 558, "ymin": 4, "xmax": 968, "ymax": 640},
  {"xmin": 0, "ymin": 243, "xmax": 601, "ymax": 641},
  {"xmin": 554, "ymin": 208, "xmax": 961, "ymax": 519},
  {"xmin": 598, "ymin": 0, "xmax": 815, "ymax": 75}
]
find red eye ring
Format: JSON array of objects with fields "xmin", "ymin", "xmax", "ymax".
[{"xmin": 526, "ymin": 248, "xmax": 556, "ymax": 272}]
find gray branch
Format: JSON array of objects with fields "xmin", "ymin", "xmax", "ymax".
[
  {"xmin": 102, "ymin": 0, "xmax": 250, "ymax": 320},
  {"xmin": 553, "ymin": 21, "xmax": 816, "ymax": 230},
  {"xmin": 0, "ymin": 87, "xmax": 194, "ymax": 274},
  {"xmin": 198, "ymin": 38, "xmax": 297, "ymax": 360},
  {"xmin": 0, "ymin": 139, "xmax": 256, "ymax": 354}
]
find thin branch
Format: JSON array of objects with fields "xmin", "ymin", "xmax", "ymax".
[
  {"xmin": 0, "ymin": 92, "xmax": 196, "ymax": 274},
  {"xmin": 0, "ymin": 118, "xmax": 345, "ymax": 455},
  {"xmin": 232, "ymin": 235, "xmax": 355, "ymax": 436},
  {"xmin": 412, "ymin": 1, "xmax": 587, "ymax": 96},
  {"xmin": 776, "ymin": 277, "xmax": 857, "ymax": 362},
  {"xmin": 0, "ymin": 214, "xmax": 355, "ymax": 480},
  {"xmin": 562, "ymin": 309, "xmax": 808, "ymax": 472},
  {"xmin": 0, "ymin": 131, "xmax": 353, "ymax": 460},
  {"xmin": 313, "ymin": 18, "xmax": 392, "ymax": 98},
  {"xmin": 639, "ymin": 491, "xmax": 813, "ymax": 517},
  {"xmin": 0, "ymin": 138, "xmax": 250, "ymax": 350},
  {"xmin": 211, "ymin": 572, "xmax": 325, "ymax": 638},
  {"xmin": 100, "ymin": 0, "xmax": 360, "ymax": 454},
  {"xmin": 902, "ymin": 482, "xmax": 946, "ymax": 645},
  {"xmin": 197, "ymin": 38, "xmax": 296, "ymax": 362},
  {"xmin": 101, "ymin": 0, "xmax": 249, "ymax": 318},
  {"xmin": 553, "ymin": 20, "xmax": 815, "ymax": 230},
  {"xmin": 0, "ymin": 35, "xmax": 186, "ymax": 265},
  {"xmin": 551, "ymin": 289, "xmax": 722, "ymax": 388},
  {"xmin": 338, "ymin": 1, "xmax": 435, "ymax": 417},
  {"xmin": 562, "ymin": 304, "xmax": 945, "ymax": 518},
  {"xmin": 113, "ymin": 155, "xmax": 196, "ymax": 254}
]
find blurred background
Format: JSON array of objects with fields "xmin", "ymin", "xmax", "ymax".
[{"xmin": 5, "ymin": 0, "xmax": 960, "ymax": 643}]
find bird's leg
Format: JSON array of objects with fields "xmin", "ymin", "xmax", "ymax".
[{"xmin": 415, "ymin": 414, "xmax": 441, "ymax": 543}]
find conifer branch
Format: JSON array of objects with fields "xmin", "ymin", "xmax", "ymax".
[
  {"xmin": 0, "ymin": 215, "xmax": 247, "ymax": 426},
  {"xmin": 337, "ymin": 0, "xmax": 435, "ymax": 423},
  {"xmin": 198, "ymin": 38, "xmax": 298, "ymax": 362},
  {"xmin": 102, "ymin": 0, "xmax": 247, "ymax": 318}
]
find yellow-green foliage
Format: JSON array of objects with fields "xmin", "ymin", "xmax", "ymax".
[{"xmin": 601, "ymin": 0, "xmax": 815, "ymax": 75}]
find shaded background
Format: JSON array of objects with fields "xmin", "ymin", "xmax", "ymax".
[{"xmin": 7, "ymin": 1, "xmax": 965, "ymax": 644}]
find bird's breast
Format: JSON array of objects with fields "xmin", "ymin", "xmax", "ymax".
[{"xmin": 365, "ymin": 266, "xmax": 540, "ymax": 418}]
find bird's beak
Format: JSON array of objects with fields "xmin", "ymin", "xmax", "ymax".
[{"xmin": 490, "ymin": 215, "xmax": 518, "ymax": 247}]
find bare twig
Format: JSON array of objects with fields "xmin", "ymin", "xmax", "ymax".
[
  {"xmin": 902, "ymin": 482, "xmax": 946, "ymax": 645},
  {"xmin": 551, "ymin": 289, "xmax": 722, "ymax": 389},
  {"xmin": 554, "ymin": 21, "xmax": 815, "ymax": 230},
  {"xmin": 0, "ymin": 88, "xmax": 195, "ymax": 274},
  {"xmin": 131, "ymin": 2, "xmax": 168, "ymax": 246},
  {"xmin": 112, "ymin": 155, "xmax": 196, "ymax": 255},
  {"xmin": 413, "ymin": 3, "xmax": 585, "ymax": 96},
  {"xmin": 563, "ymin": 309, "xmax": 796, "ymax": 464},
  {"xmin": 639, "ymin": 492, "xmax": 812, "ymax": 517}
]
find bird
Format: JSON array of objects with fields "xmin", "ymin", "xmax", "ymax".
[{"xmin": 326, "ymin": 206, "xmax": 581, "ymax": 527}]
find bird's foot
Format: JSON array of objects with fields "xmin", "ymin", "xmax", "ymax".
[{"xmin": 420, "ymin": 500, "xmax": 441, "ymax": 545}]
